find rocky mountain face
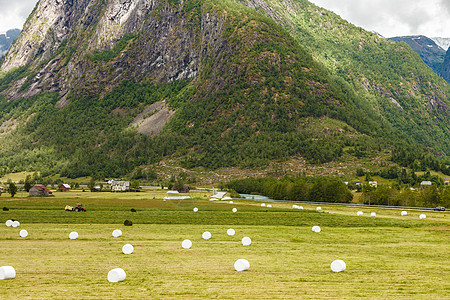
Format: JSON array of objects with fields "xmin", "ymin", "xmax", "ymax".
[
  {"xmin": 387, "ymin": 35, "xmax": 446, "ymax": 75},
  {"xmin": 0, "ymin": 0, "xmax": 449, "ymax": 177},
  {"xmin": 0, "ymin": 29, "xmax": 21, "ymax": 57}
]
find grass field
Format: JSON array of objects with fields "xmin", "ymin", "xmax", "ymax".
[{"xmin": 0, "ymin": 190, "xmax": 449, "ymax": 299}]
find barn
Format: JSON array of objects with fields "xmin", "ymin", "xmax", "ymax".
[{"xmin": 29, "ymin": 185, "xmax": 53, "ymax": 196}]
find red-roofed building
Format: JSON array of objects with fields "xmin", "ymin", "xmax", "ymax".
[
  {"xmin": 59, "ymin": 184, "xmax": 71, "ymax": 191},
  {"xmin": 29, "ymin": 185, "xmax": 53, "ymax": 196}
]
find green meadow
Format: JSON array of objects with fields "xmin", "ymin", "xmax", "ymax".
[{"xmin": 0, "ymin": 190, "xmax": 449, "ymax": 299}]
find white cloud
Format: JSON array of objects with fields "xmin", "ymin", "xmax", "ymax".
[
  {"xmin": 0, "ymin": 0, "xmax": 38, "ymax": 32},
  {"xmin": 309, "ymin": 0, "xmax": 450, "ymax": 38}
]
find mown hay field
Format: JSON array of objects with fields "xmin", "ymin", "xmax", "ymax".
[{"xmin": 0, "ymin": 190, "xmax": 449, "ymax": 299}]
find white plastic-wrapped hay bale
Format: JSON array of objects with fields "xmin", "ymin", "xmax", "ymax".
[
  {"xmin": 419, "ymin": 214, "xmax": 426, "ymax": 219},
  {"xmin": 5, "ymin": 220, "xmax": 13, "ymax": 227},
  {"xmin": 0, "ymin": 266, "xmax": 16, "ymax": 280},
  {"xmin": 316, "ymin": 207, "xmax": 322, "ymax": 211},
  {"xmin": 19, "ymin": 230, "xmax": 28, "ymax": 238},
  {"xmin": 122, "ymin": 244, "xmax": 134, "ymax": 254},
  {"xmin": 267, "ymin": 204, "xmax": 272, "ymax": 208},
  {"xmin": 312, "ymin": 226, "xmax": 321, "ymax": 233},
  {"xmin": 261, "ymin": 203, "xmax": 266, "ymax": 207},
  {"xmin": 330, "ymin": 260, "xmax": 346, "ymax": 272},
  {"xmin": 241, "ymin": 237, "xmax": 251, "ymax": 246},
  {"xmin": 292, "ymin": 204, "xmax": 298, "ymax": 209},
  {"xmin": 357, "ymin": 211, "xmax": 363, "ymax": 216},
  {"xmin": 11, "ymin": 221, "xmax": 20, "ymax": 228},
  {"xmin": 182, "ymin": 239, "xmax": 192, "ymax": 249},
  {"xmin": 370, "ymin": 212, "xmax": 376, "ymax": 217},
  {"xmin": 193, "ymin": 207, "xmax": 198, "ymax": 212},
  {"xmin": 298, "ymin": 206, "xmax": 303, "ymax": 210},
  {"xmin": 229, "ymin": 201, "xmax": 233, "ymax": 204},
  {"xmin": 107, "ymin": 268, "xmax": 126, "ymax": 283},
  {"xmin": 202, "ymin": 231, "xmax": 212, "ymax": 240},
  {"xmin": 69, "ymin": 231, "xmax": 79, "ymax": 240},
  {"xmin": 401, "ymin": 211, "xmax": 407, "ymax": 216},
  {"xmin": 232, "ymin": 208, "xmax": 237, "ymax": 213},
  {"xmin": 234, "ymin": 259, "xmax": 250, "ymax": 272},
  {"xmin": 227, "ymin": 228, "xmax": 235, "ymax": 236},
  {"xmin": 112, "ymin": 229, "xmax": 122, "ymax": 238}
]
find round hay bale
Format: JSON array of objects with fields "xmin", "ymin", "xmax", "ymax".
[
  {"xmin": 5, "ymin": 220, "xmax": 13, "ymax": 227},
  {"xmin": 292, "ymin": 205, "xmax": 298, "ymax": 209},
  {"xmin": 330, "ymin": 259, "xmax": 346, "ymax": 272},
  {"xmin": 124, "ymin": 220, "xmax": 133, "ymax": 226},
  {"xmin": 69, "ymin": 232, "xmax": 79, "ymax": 240},
  {"xmin": 122, "ymin": 244, "xmax": 134, "ymax": 254},
  {"xmin": 234, "ymin": 259, "xmax": 250, "ymax": 272},
  {"xmin": 229, "ymin": 201, "xmax": 233, "ymax": 204},
  {"xmin": 182, "ymin": 239, "xmax": 192, "ymax": 249},
  {"xmin": 312, "ymin": 226, "xmax": 321, "ymax": 233},
  {"xmin": 193, "ymin": 207, "xmax": 198, "ymax": 212},
  {"xmin": 227, "ymin": 228, "xmax": 235, "ymax": 236},
  {"xmin": 241, "ymin": 237, "xmax": 251, "ymax": 246},
  {"xmin": 112, "ymin": 229, "xmax": 122, "ymax": 238},
  {"xmin": 19, "ymin": 230, "xmax": 28, "ymax": 238},
  {"xmin": 298, "ymin": 206, "xmax": 303, "ymax": 210},
  {"xmin": 261, "ymin": 203, "xmax": 266, "ymax": 207},
  {"xmin": 357, "ymin": 211, "xmax": 363, "ymax": 216},
  {"xmin": 401, "ymin": 211, "xmax": 407, "ymax": 216},
  {"xmin": 232, "ymin": 208, "xmax": 237, "ymax": 213},
  {"xmin": 370, "ymin": 212, "xmax": 376, "ymax": 217},
  {"xmin": 11, "ymin": 221, "xmax": 20, "ymax": 228},
  {"xmin": 107, "ymin": 268, "xmax": 126, "ymax": 283},
  {"xmin": 316, "ymin": 207, "xmax": 322, "ymax": 211},
  {"xmin": 419, "ymin": 214, "xmax": 426, "ymax": 219},
  {"xmin": 0, "ymin": 266, "xmax": 16, "ymax": 280},
  {"xmin": 202, "ymin": 231, "xmax": 212, "ymax": 240},
  {"xmin": 267, "ymin": 204, "xmax": 272, "ymax": 208}
]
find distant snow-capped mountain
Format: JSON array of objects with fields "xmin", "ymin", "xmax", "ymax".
[
  {"xmin": 0, "ymin": 29, "xmax": 21, "ymax": 57},
  {"xmin": 431, "ymin": 37, "xmax": 450, "ymax": 51}
]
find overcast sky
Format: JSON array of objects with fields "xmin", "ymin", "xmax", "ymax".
[
  {"xmin": 1, "ymin": 0, "xmax": 450, "ymax": 38},
  {"xmin": 309, "ymin": 0, "xmax": 450, "ymax": 38}
]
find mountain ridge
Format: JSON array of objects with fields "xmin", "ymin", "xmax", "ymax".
[{"xmin": 0, "ymin": 0, "xmax": 448, "ymax": 179}]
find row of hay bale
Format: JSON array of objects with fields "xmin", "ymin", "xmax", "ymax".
[{"xmin": 355, "ymin": 210, "xmax": 426, "ymax": 219}]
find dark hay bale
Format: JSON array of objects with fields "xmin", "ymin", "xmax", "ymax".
[
  {"xmin": 3, "ymin": 207, "xmax": 9, "ymax": 211},
  {"xmin": 124, "ymin": 220, "xmax": 133, "ymax": 226},
  {"xmin": 130, "ymin": 208, "xmax": 137, "ymax": 212}
]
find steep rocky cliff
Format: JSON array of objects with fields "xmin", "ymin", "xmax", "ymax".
[{"xmin": 1, "ymin": 0, "xmax": 226, "ymax": 103}]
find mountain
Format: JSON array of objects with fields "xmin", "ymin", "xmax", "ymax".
[
  {"xmin": 431, "ymin": 37, "xmax": 450, "ymax": 51},
  {"xmin": 0, "ymin": 0, "xmax": 449, "ymax": 179},
  {"xmin": 387, "ymin": 35, "xmax": 446, "ymax": 74},
  {"xmin": 0, "ymin": 29, "xmax": 21, "ymax": 57},
  {"xmin": 442, "ymin": 48, "xmax": 450, "ymax": 83}
]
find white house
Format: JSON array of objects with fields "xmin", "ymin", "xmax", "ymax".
[
  {"xmin": 420, "ymin": 181, "xmax": 432, "ymax": 186},
  {"xmin": 111, "ymin": 180, "xmax": 130, "ymax": 191}
]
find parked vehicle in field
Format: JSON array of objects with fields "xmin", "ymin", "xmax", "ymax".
[
  {"xmin": 433, "ymin": 206, "xmax": 446, "ymax": 211},
  {"xmin": 65, "ymin": 204, "xmax": 86, "ymax": 212}
]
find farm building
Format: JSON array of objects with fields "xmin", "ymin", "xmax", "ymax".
[
  {"xmin": 420, "ymin": 181, "xmax": 432, "ymax": 186},
  {"xmin": 444, "ymin": 178, "xmax": 449, "ymax": 185},
  {"xmin": 178, "ymin": 186, "xmax": 190, "ymax": 193},
  {"xmin": 59, "ymin": 184, "xmax": 71, "ymax": 191},
  {"xmin": 111, "ymin": 180, "xmax": 130, "ymax": 192},
  {"xmin": 29, "ymin": 185, "xmax": 53, "ymax": 196}
]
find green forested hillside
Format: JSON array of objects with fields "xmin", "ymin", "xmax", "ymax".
[{"xmin": 0, "ymin": 0, "xmax": 448, "ymax": 179}]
